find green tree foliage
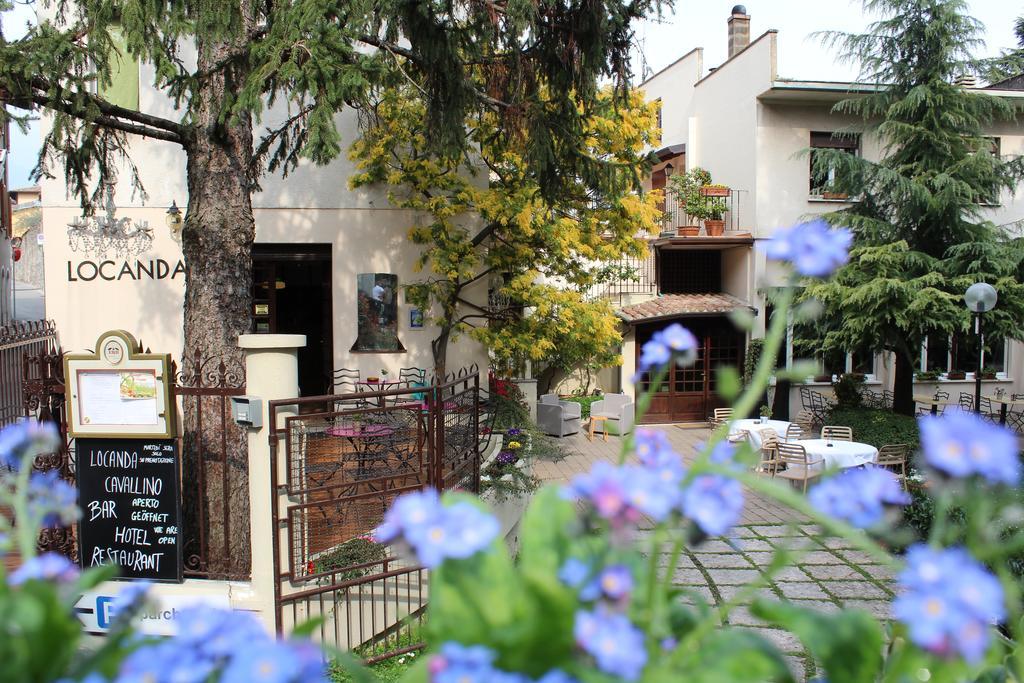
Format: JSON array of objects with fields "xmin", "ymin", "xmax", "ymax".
[
  {"xmin": 349, "ymin": 85, "xmax": 662, "ymax": 377},
  {"xmin": 981, "ymin": 13, "xmax": 1024, "ymax": 84},
  {"xmin": 800, "ymin": 0, "xmax": 1024, "ymax": 415},
  {"xmin": 0, "ymin": 0, "xmax": 665, "ymax": 571}
]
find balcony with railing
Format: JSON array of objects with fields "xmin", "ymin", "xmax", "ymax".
[{"xmin": 660, "ymin": 186, "xmax": 749, "ymax": 237}]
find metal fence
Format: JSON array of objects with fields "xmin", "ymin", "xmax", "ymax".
[
  {"xmin": 268, "ymin": 370, "xmax": 482, "ymax": 662},
  {"xmin": 0, "ymin": 319, "xmax": 59, "ymax": 427},
  {"xmin": 173, "ymin": 350, "xmax": 248, "ymax": 580}
]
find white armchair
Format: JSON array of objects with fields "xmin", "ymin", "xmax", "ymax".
[
  {"xmin": 536, "ymin": 394, "xmax": 582, "ymax": 437},
  {"xmin": 590, "ymin": 393, "xmax": 634, "ymax": 436}
]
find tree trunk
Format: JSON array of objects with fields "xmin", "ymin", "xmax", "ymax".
[
  {"xmin": 892, "ymin": 350, "xmax": 916, "ymax": 416},
  {"xmin": 179, "ymin": 24, "xmax": 256, "ymax": 579},
  {"xmin": 432, "ymin": 325, "xmax": 451, "ymax": 383}
]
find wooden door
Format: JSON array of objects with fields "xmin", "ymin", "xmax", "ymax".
[{"xmin": 636, "ymin": 318, "xmax": 744, "ymax": 423}]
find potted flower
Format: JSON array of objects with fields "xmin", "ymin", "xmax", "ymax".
[
  {"xmin": 700, "ymin": 183, "xmax": 731, "ymax": 197},
  {"xmin": 980, "ymin": 366, "xmax": 998, "ymax": 380},
  {"xmin": 946, "ymin": 370, "xmax": 966, "ymax": 380},
  {"xmin": 758, "ymin": 404, "xmax": 772, "ymax": 424},
  {"xmin": 667, "ymin": 167, "xmax": 709, "ymax": 237},
  {"xmin": 820, "ymin": 184, "xmax": 849, "ymax": 200},
  {"xmin": 915, "ymin": 369, "xmax": 942, "ymax": 382},
  {"xmin": 702, "ymin": 197, "xmax": 728, "ymax": 236}
]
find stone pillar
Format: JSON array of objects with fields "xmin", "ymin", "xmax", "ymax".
[
  {"xmin": 237, "ymin": 333, "xmax": 306, "ymax": 630},
  {"xmin": 513, "ymin": 378, "xmax": 538, "ymax": 422}
]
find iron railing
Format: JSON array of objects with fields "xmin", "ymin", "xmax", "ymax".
[
  {"xmin": 268, "ymin": 369, "xmax": 482, "ymax": 661},
  {"xmin": 0, "ymin": 319, "xmax": 58, "ymax": 427},
  {"xmin": 662, "ymin": 188, "xmax": 747, "ymax": 235}
]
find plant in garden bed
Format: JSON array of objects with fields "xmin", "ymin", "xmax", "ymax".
[
  {"xmin": 827, "ymin": 406, "xmax": 922, "ymax": 453},
  {"xmin": 480, "ymin": 429, "xmax": 542, "ymax": 501},
  {"xmin": 311, "ymin": 536, "xmax": 389, "ymax": 581},
  {"xmin": 562, "ymin": 394, "xmax": 604, "ymax": 420}
]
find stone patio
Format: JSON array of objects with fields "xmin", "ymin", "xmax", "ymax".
[{"xmin": 536, "ymin": 424, "xmax": 898, "ymax": 681}]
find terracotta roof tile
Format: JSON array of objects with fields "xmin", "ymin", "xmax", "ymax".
[{"xmin": 616, "ymin": 293, "xmax": 754, "ymax": 324}]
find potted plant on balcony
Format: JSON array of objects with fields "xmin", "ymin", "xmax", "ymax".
[
  {"xmin": 700, "ymin": 182, "xmax": 731, "ymax": 197},
  {"xmin": 667, "ymin": 167, "xmax": 709, "ymax": 237},
  {"xmin": 702, "ymin": 196, "xmax": 728, "ymax": 236}
]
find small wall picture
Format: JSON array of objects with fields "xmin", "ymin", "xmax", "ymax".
[{"xmin": 410, "ymin": 307, "xmax": 424, "ymax": 329}]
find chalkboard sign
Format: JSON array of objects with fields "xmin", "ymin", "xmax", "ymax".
[{"xmin": 76, "ymin": 438, "xmax": 183, "ymax": 582}]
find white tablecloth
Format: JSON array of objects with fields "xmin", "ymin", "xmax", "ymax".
[
  {"xmin": 799, "ymin": 439, "xmax": 878, "ymax": 469},
  {"xmin": 729, "ymin": 419, "xmax": 793, "ymax": 449}
]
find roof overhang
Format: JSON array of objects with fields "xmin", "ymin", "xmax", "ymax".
[
  {"xmin": 653, "ymin": 235, "xmax": 754, "ymax": 250},
  {"xmin": 759, "ymin": 80, "xmax": 1024, "ymax": 105},
  {"xmin": 616, "ymin": 293, "xmax": 756, "ymax": 325},
  {"xmin": 654, "ymin": 144, "xmax": 685, "ymax": 161}
]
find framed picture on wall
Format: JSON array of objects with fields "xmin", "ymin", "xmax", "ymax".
[
  {"xmin": 409, "ymin": 308, "xmax": 424, "ymax": 329},
  {"xmin": 351, "ymin": 273, "xmax": 406, "ymax": 352}
]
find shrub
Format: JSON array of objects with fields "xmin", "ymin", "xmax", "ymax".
[
  {"xmin": 313, "ymin": 537, "xmax": 388, "ymax": 579},
  {"xmin": 827, "ymin": 406, "xmax": 920, "ymax": 452},
  {"xmin": 831, "ymin": 373, "xmax": 865, "ymax": 409},
  {"xmin": 562, "ymin": 394, "xmax": 603, "ymax": 419}
]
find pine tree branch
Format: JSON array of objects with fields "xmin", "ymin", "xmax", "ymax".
[
  {"xmin": 29, "ymin": 76, "xmax": 184, "ymax": 138},
  {"xmin": 30, "ymin": 93, "xmax": 182, "ymax": 144}
]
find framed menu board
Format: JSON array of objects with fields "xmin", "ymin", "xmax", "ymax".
[
  {"xmin": 65, "ymin": 330, "xmax": 176, "ymax": 438},
  {"xmin": 76, "ymin": 437, "xmax": 183, "ymax": 582}
]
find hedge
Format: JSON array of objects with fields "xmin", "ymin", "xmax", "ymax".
[
  {"xmin": 826, "ymin": 407, "xmax": 921, "ymax": 453},
  {"xmin": 562, "ymin": 394, "xmax": 604, "ymax": 419}
]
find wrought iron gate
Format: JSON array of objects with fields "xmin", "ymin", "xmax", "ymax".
[{"xmin": 268, "ymin": 370, "xmax": 482, "ymax": 661}]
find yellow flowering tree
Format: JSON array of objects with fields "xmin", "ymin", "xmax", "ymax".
[{"xmin": 350, "ymin": 85, "xmax": 662, "ymax": 378}]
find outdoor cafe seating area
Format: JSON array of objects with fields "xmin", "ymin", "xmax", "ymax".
[
  {"xmin": 914, "ymin": 390, "xmax": 1024, "ymax": 432},
  {"xmin": 714, "ymin": 405, "xmax": 911, "ymax": 494}
]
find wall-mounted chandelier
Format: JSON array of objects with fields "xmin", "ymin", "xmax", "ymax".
[{"xmin": 67, "ymin": 184, "xmax": 153, "ymax": 258}]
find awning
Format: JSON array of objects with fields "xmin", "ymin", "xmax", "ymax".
[{"xmin": 616, "ymin": 293, "xmax": 755, "ymax": 325}]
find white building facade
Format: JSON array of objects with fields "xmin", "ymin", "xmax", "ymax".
[{"xmin": 614, "ymin": 6, "xmax": 1024, "ymax": 421}]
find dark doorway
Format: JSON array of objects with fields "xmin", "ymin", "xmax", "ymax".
[
  {"xmin": 634, "ymin": 316, "xmax": 744, "ymax": 423},
  {"xmin": 252, "ymin": 245, "xmax": 333, "ymax": 397}
]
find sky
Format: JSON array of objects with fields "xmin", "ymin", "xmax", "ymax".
[{"xmin": 3, "ymin": 0, "xmax": 1022, "ymax": 189}]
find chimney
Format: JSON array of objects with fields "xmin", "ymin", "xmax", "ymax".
[{"xmin": 728, "ymin": 5, "xmax": 750, "ymax": 59}]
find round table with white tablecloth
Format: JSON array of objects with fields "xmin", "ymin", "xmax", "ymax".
[
  {"xmin": 728, "ymin": 419, "xmax": 793, "ymax": 449},
  {"xmin": 799, "ymin": 439, "xmax": 878, "ymax": 470}
]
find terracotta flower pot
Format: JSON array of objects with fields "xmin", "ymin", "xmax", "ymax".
[
  {"xmin": 678, "ymin": 226, "xmax": 700, "ymax": 237},
  {"xmin": 704, "ymin": 220, "xmax": 725, "ymax": 236},
  {"xmin": 700, "ymin": 186, "xmax": 731, "ymax": 197},
  {"xmin": 822, "ymin": 191, "xmax": 849, "ymax": 200},
  {"xmin": 946, "ymin": 372, "xmax": 966, "ymax": 380}
]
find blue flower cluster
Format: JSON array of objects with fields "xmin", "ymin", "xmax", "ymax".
[
  {"xmin": 893, "ymin": 545, "xmax": 1005, "ymax": 663},
  {"xmin": 26, "ymin": 470, "xmax": 81, "ymax": 528},
  {"xmin": 563, "ymin": 429, "xmax": 744, "ymax": 537},
  {"xmin": 0, "ymin": 420, "xmax": 61, "ymax": 471},
  {"xmin": 7, "ymin": 552, "xmax": 79, "ymax": 585},
  {"xmin": 574, "ymin": 608, "xmax": 647, "ymax": 681},
  {"xmin": 113, "ymin": 606, "xmax": 328, "ymax": 683},
  {"xmin": 809, "ymin": 466, "xmax": 910, "ymax": 528},
  {"xmin": 635, "ymin": 323, "xmax": 698, "ymax": 379},
  {"xmin": 919, "ymin": 410, "xmax": 1020, "ymax": 485},
  {"xmin": 558, "ymin": 559, "xmax": 634, "ymax": 603},
  {"xmin": 428, "ymin": 642, "xmax": 576, "ymax": 683},
  {"xmin": 375, "ymin": 489, "xmax": 499, "ymax": 568},
  {"xmin": 762, "ymin": 218, "xmax": 853, "ymax": 277}
]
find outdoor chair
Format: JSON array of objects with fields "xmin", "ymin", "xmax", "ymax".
[
  {"xmin": 774, "ymin": 442, "xmax": 824, "ymax": 493},
  {"xmin": 590, "ymin": 393, "xmax": 635, "ymax": 436},
  {"xmin": 958, "ymin": 392, "xmax": 975, "ymax": 411},
  {"xmin": 329, "ymin": 368, "xmax": 361, "ymax": 394},
  {"xmin": 978, "ymin": 396, "xmax": 1000, "ymax": 423},
  {"xmin": 875, "ymin": 444, "xmax": 910, "ymax": 490},
  {"xmin": 785, "ymin": 423, "xmax": 805, "ymax": 441},
  {"xmin": 1008, "ymin": 394, "xmax": 1024, "ymax": 435},
  {"xmin": 792, "ymin": 410, "xmax": 816, "ymax": 437},
  {"xmin": 536, "ymin": 394, "xmax": 582, "ymax": 438},
  {"xmin": 757, "ymin": 434, "xmax": 781, "ymax": 477},
  {"xmin": 709, "ymin": 407, "xmax": 733, "ymax": 428},
  {"xmin": 820, "ymin": 425, "xmax": 853, "ymax": 442}
]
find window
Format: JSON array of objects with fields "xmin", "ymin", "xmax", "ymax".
[
  {"xmin": 921, "ymin": 332, "xmax": 1007, "ymax": 377},
  {"xmin": 655, "ymin": 98, "xmax": 663, "ymax": 132},
  {"xmin": 809, "ymin": 131, "xmax": 860, "ymax": 196},
  {"xmin": 98, "ymin": 26, "xmax": 140, "ymax": 110}
]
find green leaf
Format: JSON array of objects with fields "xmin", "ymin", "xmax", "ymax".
[
  {"xmin": 751, "ymin": 599, "xmax": 883, "ymax": 683},
  {"xmin": 291, "ymin": 617, "xmax": 326, "ymax": 639},
  {"xmin": 659, "ymin": 628, "xmax": 795, "ymax": 683},
  {"xmin": 717, "ymin": 366, "xmax": 742, "ymax": 401}
]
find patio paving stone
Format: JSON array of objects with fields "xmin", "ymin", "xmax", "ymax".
[{"xmin": 533, "ymin": 424, "xmax": 906, "ymax": 681}]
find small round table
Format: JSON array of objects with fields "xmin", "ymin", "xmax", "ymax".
[
  {"xmin": 588, "ymin": 416, "xmax": 609, "ymax": 442},
  {"xmin": 729, "ymin": 419, "xmax": 793, "ymax": 449}
]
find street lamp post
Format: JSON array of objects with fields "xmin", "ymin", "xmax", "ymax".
[{"xmin": 964, "ymin": 283, "xmax": 998, "ymax": 414}]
